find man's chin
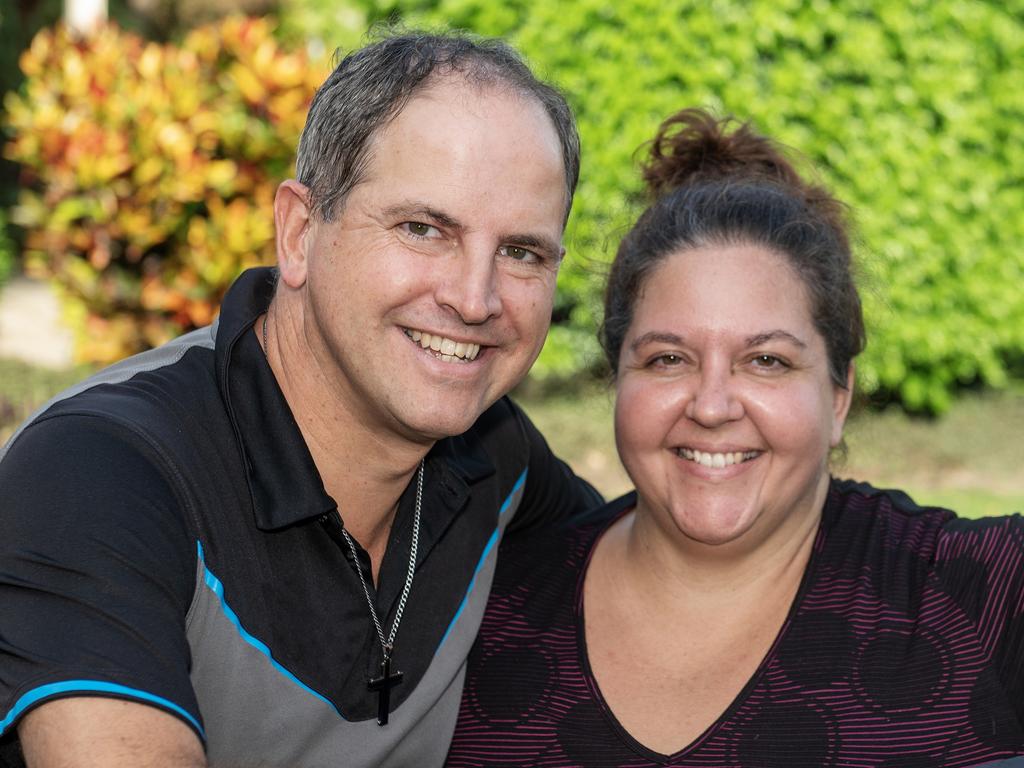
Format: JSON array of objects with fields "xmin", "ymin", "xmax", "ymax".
[
  {"xmin": 392, "ymin": 364, "xmax": 532, "ymax": 440},
  {"xmin": 397, "ymin": 401, "xmax": 496, "ymax": 442}
]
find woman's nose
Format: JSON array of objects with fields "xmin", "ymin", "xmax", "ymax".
[{"xmin": 685, "ymin": 365, "xmax": 744, "ymax": 427}]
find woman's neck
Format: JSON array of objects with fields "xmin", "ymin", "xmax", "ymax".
[
  {"xmin": 622, "ymin": 477, "xmax": 829, "ymax": 610},
  {"xmin": 581, "ymin": 484, "xmax": 829, "ymax": 754}
]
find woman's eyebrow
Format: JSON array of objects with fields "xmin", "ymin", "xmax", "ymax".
[
  {"xmin": 745, "ymin": 330, "xmax": 807, "ymax": 348},
  {"xmin": 627, "ymin": 330, "xmax": 807, "ymax": 353},
  {"xmin": 629, "ymin": 331, "xmax": 685, "ymax": 352}
]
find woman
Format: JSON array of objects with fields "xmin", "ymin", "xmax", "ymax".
[{"xmin": 445, "ymin": 109, "xmax": 1024, "ymax": 766}]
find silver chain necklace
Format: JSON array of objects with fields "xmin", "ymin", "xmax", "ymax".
[{"xmin": 262, "ymin": 312, "xmax": 423, "ymax": 726}]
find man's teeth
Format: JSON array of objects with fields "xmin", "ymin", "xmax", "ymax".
[
  {"xmin": 677, "ymin": 448, "xmax": 759, "ymax": 468},
  {"xmin": 406, "ymin": 330, "xmax": 480, "ymax": 362}
]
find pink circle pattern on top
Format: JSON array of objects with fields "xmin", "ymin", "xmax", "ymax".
[{"xmin": 446, "ymin": 480, "xmax": 1024, "ymax": 767}]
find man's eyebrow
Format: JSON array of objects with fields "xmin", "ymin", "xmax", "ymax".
[
  {"xmin": 745, "ymin": 330, "xmax": 807, "ymax": 348},
  {"xmin": 629, "ymin": 331, "xmax": 685, "ymax": 352},
  {"xmin": 382, "ymin": 201, "xmax": 561, "ymax": 257},
  {"xmin": 382, "ymin": 202, "xmax": 462, "ymax": 230}
]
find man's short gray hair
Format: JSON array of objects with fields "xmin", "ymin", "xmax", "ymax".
[{"xmin": 294, "ymin": 28, "xmax": 581, "ymax": 224}]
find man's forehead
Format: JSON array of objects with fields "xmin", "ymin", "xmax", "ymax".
[
  {"xmin": 362, "ymin": 75, "xmax": 562, "ymax": 176},
  {"xmin": 391, "ymin": 75, "xmax": 554, "ymax": 135},
  {"xmin": 406, "ymin": 72, "xmax": 532, "ymax": 114},
  {"xmin": 355, "ymin": 77, "xmax": 569, "ymax": 230}
]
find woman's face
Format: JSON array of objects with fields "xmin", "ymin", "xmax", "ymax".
[{"xmin": 614, "ymin": 243, "xmax": 853, "ymax": 549}]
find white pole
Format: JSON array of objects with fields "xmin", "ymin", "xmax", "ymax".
[{"xmin": 65, "ymin": 0, "xmax": 107, "ymax": 36}]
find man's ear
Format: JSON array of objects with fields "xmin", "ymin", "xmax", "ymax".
[
  {"xmin": 830, "ymin": 363, "xmax": 856, "ymax": 448},
  {"xmin": 275, "ymin": 180, "xmax": 313, "ymax": 289}
]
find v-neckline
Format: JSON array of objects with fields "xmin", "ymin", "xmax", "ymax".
[{"xmin": 573, "ymin": 499, "xmax": 830, "ymax": 763}]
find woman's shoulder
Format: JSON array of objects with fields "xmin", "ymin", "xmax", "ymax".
[
  {"xmin": 823, "ymin": 477, "xmax": 1023, "ymax": 626},
  {"xmin": 827, "ymin": 477, "xmax": 955, "ymax": 521},
  {"xmin": 826, "ymin": 477, "xmax": 1023, "ymax": 544}
]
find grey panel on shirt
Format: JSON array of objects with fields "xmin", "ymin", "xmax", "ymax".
[{"xmin": 187, "ymin": 478, "xmax": 525, "ymax": 768}]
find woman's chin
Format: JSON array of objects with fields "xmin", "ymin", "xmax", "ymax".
[
  {"xmin": 653, "ymin": 499, "xmax": 763, "ymax": 549},
  {"xmin": 646, "ymin": 481, "xmax": 827, "ymax": 555}
]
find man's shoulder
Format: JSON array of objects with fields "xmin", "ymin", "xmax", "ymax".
[
  {"xmin": 4, "ymin": 326, "xmax": 221, "ymax": 460},
  {"xmin": 1, "ymin": 327, "xmax": 234, "ymax": 530},
  {"xmin": 497, "ymin": 493, "xmax": 631, "ymax": 576},
  {"xmin": 467, "ymin": 395, "xmax": 527, "ymax": 439},
  {"xmin": 443, "ymin": 396, "xmax": 533, "ymax": 476}
]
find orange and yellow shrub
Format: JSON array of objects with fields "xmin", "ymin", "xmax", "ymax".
[{"xmin": 4, "ymin": 18, "xmax": 327, "ymax": 363}]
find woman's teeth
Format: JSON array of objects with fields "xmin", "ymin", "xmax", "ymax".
[{"xmin": 677, "ymin": 448, "xmax": 759, "ymax": 468}]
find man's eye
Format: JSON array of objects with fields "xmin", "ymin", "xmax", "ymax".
[
  {"xmin": 500, "ymin": 245, "xmax": 539, "ymax": 263},
  {"xmin": 403, "ymin": 222, "xmax": 439, "ymax": 238}
]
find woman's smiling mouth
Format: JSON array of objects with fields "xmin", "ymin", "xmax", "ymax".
[{"xmin": 675, "ymin": 447, "xmax": 762, "ymax": 468}]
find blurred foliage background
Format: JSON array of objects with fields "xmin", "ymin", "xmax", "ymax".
[
  {"xmin": 1, "ymin": 0, "xmax": 1023, "ymax": 415},
  {"xmin": 3, "ymin": 14, "xmax": 325, "ymax": 360}
]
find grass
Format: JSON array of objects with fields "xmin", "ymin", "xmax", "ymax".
[
  {"xmin": 0, "ymin": 358, "xmax": 93, "ymax": 445},
  {"xmin": 515, "ymin": 382, "xmax": 1024, "ymax": 519},
  {"xmin": 842, "ymin": 392, "xmax": 1024, "ymax": 517},
  {"xmin": 3, "ymin": 355, "xmax": 1022, "ymax": 518}
]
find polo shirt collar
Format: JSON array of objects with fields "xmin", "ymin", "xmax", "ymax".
[{"xmin": 215, "ymin": 267, "xmax": 495, "ymax": 532}]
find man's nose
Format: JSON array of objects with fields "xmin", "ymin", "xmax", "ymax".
[
  {"xmin": 435, "ymin": 246, "xmax": 503, "ymax": 325},
  {"xmin": 685, "ymin": 363, "xmax": 744, "ymax": 427}
]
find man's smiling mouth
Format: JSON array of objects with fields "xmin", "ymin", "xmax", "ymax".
[
  {"xmin": 404, "ymin": 328, "xmax": 482, "ymax": 363},
  {"xmin": 676, "ymin": 448, "xmax": 761, "ymax": 468}
]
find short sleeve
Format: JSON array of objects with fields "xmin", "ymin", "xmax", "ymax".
[
  {"xmin": 936, "ymin": 514, "xmax": 1024, "ymax": 727},
  {"xmin": 0, "ymin": 414, "xmax": 203, "ymax": 743}
]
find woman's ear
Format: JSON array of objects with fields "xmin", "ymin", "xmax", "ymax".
[
  {"xmin": 274, "ymin": 180, "xmax": 313, "ymax": 289},
  {"xmin": 830, "ymin": 363, "xmax": 856, "ymax": 447}
]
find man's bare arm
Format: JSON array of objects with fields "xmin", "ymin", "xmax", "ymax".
[{"xmin": 18, "ymin": 697, "xmax": 205, "ymax": 768}]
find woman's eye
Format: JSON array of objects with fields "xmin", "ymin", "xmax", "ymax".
[
  {"xmin": 751, "ymin": 354, "xmax": 787, "ymax": 370},
  {"xmin": 651, "ymin": 354, "xmax": 683, "ymax": 367}
]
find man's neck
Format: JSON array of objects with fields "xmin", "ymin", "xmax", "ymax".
[{"xmin": 258, "ymin": 305, "xmax": 431, "ymax": 574}]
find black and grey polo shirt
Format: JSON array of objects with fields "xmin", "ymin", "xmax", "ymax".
[{"xmin": 0, "ymin": 267, "xmax": 600, "ymax": 767}]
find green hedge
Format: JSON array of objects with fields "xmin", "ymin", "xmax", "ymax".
[
  {"xmin": 0, "ymin": 210, "xmax": 12, "ymax": 288},
  {"xmin": 292, "ymin": 0, "xmax": 1024, "ymax": 413},
  {"xmin": 6, "ymin": 2, "xmax": 1022, "ymax": 412}
]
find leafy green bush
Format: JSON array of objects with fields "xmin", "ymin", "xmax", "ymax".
[
  {"xmin": 7, "ymin": 3, "xmax": 1021, "ymax": 412},
  {"xmin": 294, "ymin": 0, "xmax": 1024, "ymax": 413},
  {"xmin": 0, "ymin": 210, "xmax": 13, "ymax": 288},
  {"xmin": 3, "ymin": 18, "xmax": 326, "ymax": 363}
]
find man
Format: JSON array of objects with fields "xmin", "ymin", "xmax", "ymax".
[{"xmin": 0, "ymin": 31, "xmax": 599, "ymax": 767}]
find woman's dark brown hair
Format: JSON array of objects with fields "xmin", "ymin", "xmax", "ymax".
[{"xmin": 600, "ymin": 108, "xmax": 865, "ymax": 387}]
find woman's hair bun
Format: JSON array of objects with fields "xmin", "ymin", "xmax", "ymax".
[{"xmin": 642, "ymin": 108, "xmax": 804, "ymax": 199}]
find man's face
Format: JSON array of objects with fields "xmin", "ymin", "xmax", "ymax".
[{"xmin": 292, "ymin": 79, "xmax": 568, "ymax": 443}]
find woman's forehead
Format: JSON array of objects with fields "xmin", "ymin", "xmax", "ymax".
[{"xmin": 632, "ymin": 245, "xmax": 816, "ymax": 334}]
